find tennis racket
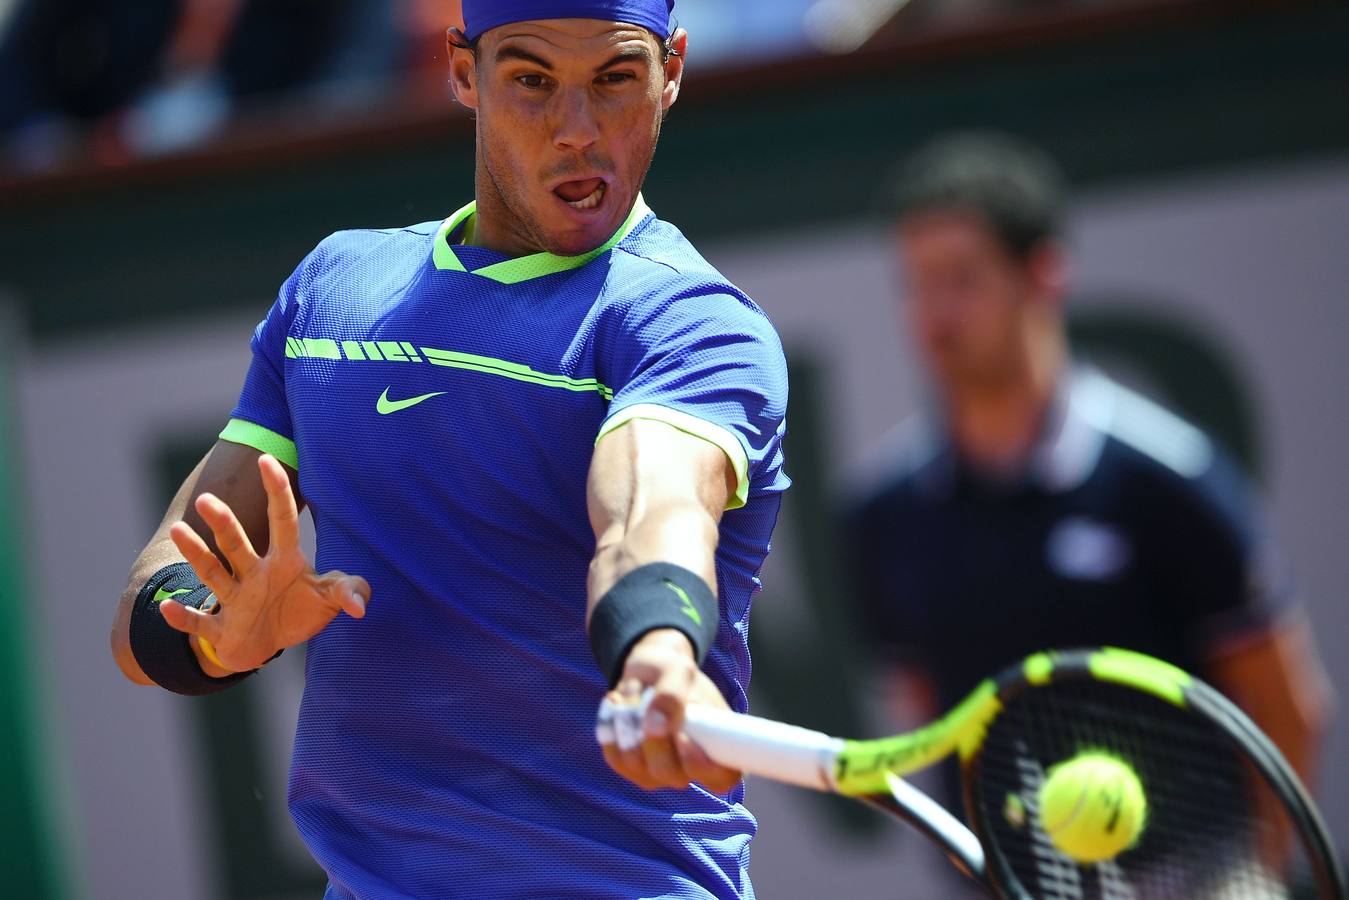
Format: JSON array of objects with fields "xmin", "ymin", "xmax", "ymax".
[{"xmin": 599, "ymin": 647, "xmax": 1345, "ymax": 899}]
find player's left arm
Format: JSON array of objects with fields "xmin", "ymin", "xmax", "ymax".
[{"xmin": 587, "ymin": 417, "xmax": 741, "ymax": 793}]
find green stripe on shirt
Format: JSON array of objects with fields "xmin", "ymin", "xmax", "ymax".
[{"xmin": 219, "ymin": 419, "xmax": 299, "ymax": 470}]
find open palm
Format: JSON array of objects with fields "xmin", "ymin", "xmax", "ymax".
[{"xmin": 160, "ymin": 454, "xmax": 369, "ymax": 673}]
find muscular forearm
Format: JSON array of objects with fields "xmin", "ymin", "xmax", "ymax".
[
  {"xmin": 112, "ymin": 451, "xmax": 212, "ymax": 683},
  {"xmin": 586, "ymin": 499, "xmax": 719, "ymax": 621},
  {"xmin": 586, "ymin": 421, "xmax": 741, "ymax": 791},
  {"xmin": 113, "ymin": 444, "xmax": 271, "ymax": 684}
]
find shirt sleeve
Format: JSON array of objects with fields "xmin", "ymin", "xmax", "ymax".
[
  {"xmin": 1167, "ymin": 451, "xmax": 1294, "ymax": 650},
  {"xmin": 217, "ymin": 255, "xmax": 310, "ymax": 470},
  {"xmin": 598, "ymin": 289, "xmax": 789, "ymax": 509}
]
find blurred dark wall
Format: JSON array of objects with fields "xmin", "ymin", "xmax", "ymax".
[{"xmin": 1, "ymin": 0, "xmax": 179, "ymax": 125}]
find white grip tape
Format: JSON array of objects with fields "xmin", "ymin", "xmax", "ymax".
[
  {"xmin": 595, "ymin": 696, "xmax": 842, "ymax": 793},
  {"xmin": 681, "ymin": 705, "xmax": 844, "ymax": 792}
]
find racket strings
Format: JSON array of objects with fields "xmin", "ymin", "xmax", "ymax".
[{"xmin": 971, "ymin": 680, "xmax": 1306, "ymax": 900}]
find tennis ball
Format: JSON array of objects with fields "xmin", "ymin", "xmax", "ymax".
[{"xmin": 1037, "ymin": 752, "xmax": 1147, "ymax": 863}]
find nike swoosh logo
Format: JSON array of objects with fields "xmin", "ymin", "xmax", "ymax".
[
  {"xmin": 663, "ymin": 580, "xmax": 702, "ymax": 627},
  {"xmin": 153, "ymin": 587, "xmax": 192, "ymax": 604},
  {"xmin": 377, "ymin": 387, "xmax": 447, "ymax": 415}
]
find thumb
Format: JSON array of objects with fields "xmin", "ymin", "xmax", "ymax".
[
  {"xmin": 321, "ymin": 572, "xmax": 370, "ymax": 619},
  {"xmin": 159, "ymin": 599, "xmax": 225, "ymax": 644}
]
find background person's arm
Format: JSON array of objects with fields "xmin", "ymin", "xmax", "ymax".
[
  {"xmin": 1205, "ymin": 616, "xmax": 1334, "ymax": 787},
  {"xmin": 1166, "ymin": 451, "xmax": 1335, "ymax": 787}
]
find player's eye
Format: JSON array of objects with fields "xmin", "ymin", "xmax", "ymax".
[
  {"xmin": 516, "ymin": 73, "xmax": 549, "ymax": 90},
  {"xmin": 598, "ymin": 71, "xmax": 637, "ymax": 86}
]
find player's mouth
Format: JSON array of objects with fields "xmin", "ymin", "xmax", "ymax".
[{"xmin": 553, "ymin": 178, "xmax": 608, "ymax": 212}]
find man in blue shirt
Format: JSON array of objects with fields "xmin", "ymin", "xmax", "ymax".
[{"xmin": 111, "ymin": 3, "xmax": 789, "ymax": 897}]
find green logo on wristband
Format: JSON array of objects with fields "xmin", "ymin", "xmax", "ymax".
[
  {"xmin": 663, "ymin": 580, "xmax": 702, "ymax": 627},
  {"xmin": 152, "ymin": 587, "xmax": 192, "ymax": 604}
]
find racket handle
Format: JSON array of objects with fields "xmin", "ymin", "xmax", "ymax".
[{"xmin": 682, "ymin": 705, "xmax": 844, "ymax": 793}]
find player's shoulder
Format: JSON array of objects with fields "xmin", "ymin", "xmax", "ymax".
[
  {"xmin": 300, "ymin": 220, "xmax": 438, "ymax": 279},
  {"xmin": 845, "ymin": 414, "xmax": 946, "ymax": 519},
  {"xmin": 1087, "ymin": 373, "xmax": 1256, "ymax": 534},
  {"xmin": 609, "ymin": 214, "xmax": 773, "ymax": 331},
  {"xmin": 273, "ymin": 221, "xmax": 438, "ymax": 318},
  {"xmin": 1088, "ymin": 374, "xmax": 1213, "ymax": 481}
]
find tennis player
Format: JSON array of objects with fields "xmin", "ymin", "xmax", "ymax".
[{"xmin": 110, "ymin": 3, "xmax": 789, "ymax": 897}]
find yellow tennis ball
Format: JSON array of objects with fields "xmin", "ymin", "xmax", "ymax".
[{"xmin": 1037, "ymin": 752, "xmax": 1147, "ymax": 863}]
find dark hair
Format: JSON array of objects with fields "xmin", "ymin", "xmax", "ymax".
[{"xmin": 883, "ymin": 132, "xmax": 1067, "ymax": 260}]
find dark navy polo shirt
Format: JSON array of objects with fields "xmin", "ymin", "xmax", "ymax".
[{"xmin": 847, "ymin": 368, "xmax": 1290, "ymax": 721}]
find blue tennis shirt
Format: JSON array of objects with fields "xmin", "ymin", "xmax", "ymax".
[{"xmin": 220, "ymin": 197, "xmax": 789, "ymax": 899}]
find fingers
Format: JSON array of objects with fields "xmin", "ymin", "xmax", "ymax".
[
  {"xmin": 259, "ymin": 455, "xmax": 301, "ymax": 554},
  {"xmin": 158, "ymin": 598, "xmax": 224, "ymax": 645},
  {"xmin": 642, "ymin": 657, "xmax": 697, "ymax": 739},
  {"xmin": 322, "ymin": 573, "xmax": 370, "ymax": 619},
  {"xmin": 639, "ymin": 733, "xmax": 683, "ymax": 788},
  {"xmin": 598, "ymin": 651, "xmax": 724, "ymax": 792},
  {"xmin": 596, "ymin": 684, "xmax": 742, "ymax": 794},
  {"xmin": 169, "ymin": 521, "xmax": 235, "ymax": 598},
  {"xmin": 634, "ymin": 671, "xmax": 685, "ymax": 787},
  {"xmin": 603, "ymin": 743, "xmax": 657, "ymax": 790},
  {"xmin": 682, "ymin": 673, "xmax": 744, "ymax": 793},
  {"xmin": 315, "ymin": 571, "xmax": 369, "ymax": 619},
  {"xmin": 194, "ymin": 492, "xmax": 260, "ymax": 578},
  {"xmin": 675, "ymin": 728, "xmax": 741, "ymax": 795},
  {"xmin": 600, "ymin": 688, "xmax": 663, "ymax": 790}
]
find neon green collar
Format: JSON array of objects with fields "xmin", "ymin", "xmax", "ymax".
[{"xmin": 432, "ymin": 194, "xmax": 652, "ymax": 284}]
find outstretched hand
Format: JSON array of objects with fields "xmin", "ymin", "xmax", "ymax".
[{"xmin": 159, "ymin": 454, "xmax": 369, "ymax": 673}]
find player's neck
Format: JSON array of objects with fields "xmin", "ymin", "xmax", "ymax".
[
  {"xmin": 467, "ymin": 178, "xmax": 548, "ymax": 258},
  {"xmin": 946, "ymin": 336, "xmax": 1067, "ymax": 474}
]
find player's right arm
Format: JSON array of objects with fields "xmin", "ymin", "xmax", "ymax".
[{"xmin": 112, "ymin": 440, "xmax": 369, "ymax": 688}]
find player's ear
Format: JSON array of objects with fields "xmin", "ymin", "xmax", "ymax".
[
  {"xmin": 660, "ymin": 28, "xmax": 687, "ymax": 112},
  {"xmin": 448, "ymin": 27, "xmax": 480, "ymax": 110},
  {"xmin": 1027, "ymin": 239, "xmax": 1069, "ymax": 311}
]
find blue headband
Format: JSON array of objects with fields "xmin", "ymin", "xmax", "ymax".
[{"xmin": 462, "ymin": 0, "xmax": 674, "ymax": 43}]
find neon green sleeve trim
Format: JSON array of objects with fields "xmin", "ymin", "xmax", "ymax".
[
  {"xmin": 596, "ymin": 403, "xmax": 750, "ymax": 510},
  {"xmin": 219, "ymin": 419, "xmax": 299, "ymax": 470}
]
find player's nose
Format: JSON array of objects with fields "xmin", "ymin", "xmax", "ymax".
[{"xmin": 553, "ymin": 87, "xmax": 601, "ymax": 151}]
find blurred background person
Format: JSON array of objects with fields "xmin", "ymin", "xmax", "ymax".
[
  {"xmin": 0, "ymin": 0, "xmax": 409, "ymax": 170},
  {"xmin": 845, "ymin": 132, "xmax": 1334, "ymax": 822}
]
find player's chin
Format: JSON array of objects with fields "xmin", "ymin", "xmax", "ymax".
[{"xmin": 540, "ymin": 188, "xmax": 625, "ymax": 255}]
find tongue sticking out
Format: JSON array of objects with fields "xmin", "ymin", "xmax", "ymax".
[{"xmin": 555, "ymin": 178, "xmax": 605, "ymax": 203}]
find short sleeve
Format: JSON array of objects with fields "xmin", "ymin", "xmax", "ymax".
[
  {"xmin": 1167, "ymin": 452, "xmax": 1294, "ymax": 650},
  {"xmin": 598, "ymin": 290, "xmax": 789, "ymax": 509},
  {"xmin": 218, "ymin": 256, "xmax": 308, "ymax": 469}
]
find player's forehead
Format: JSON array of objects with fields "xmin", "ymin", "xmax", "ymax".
[
  {"xmin": 898, "ymin": 208, "xmax": 1001, "ymax": 253},
  {"xmin": 482, "ymin": 18, "xmax": 661, "ymax": 66}
]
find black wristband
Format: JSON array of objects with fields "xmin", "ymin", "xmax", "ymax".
[
  {"xmin": 128, "ymin": 562, "xmax": 254, "ymax": 696},
  {"xmin": 588, "ymin": 562, "xmax": 719, "ymax": 687}
]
